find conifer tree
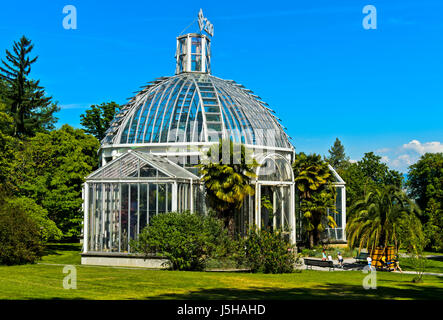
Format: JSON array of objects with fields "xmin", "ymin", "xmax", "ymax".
[
  {"xmin": 0, "ymin": 36, "xmax": 59, "ymax": 137},
  {"xmin": 326, "ymin": 137, "xmax": 349, "ymax": 169}
]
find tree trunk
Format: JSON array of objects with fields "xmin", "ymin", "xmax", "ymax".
[
  {"xmin": 295, "ymin": 188, "xmax": 300, "ymax": 240},
  {"xmin": 227, "ymin": 216, "xmax": 235, "ymax": 237},
  {"xmin": 223, "ymin": 209, "xmax": 236, "ymax": 237},
  {"xmin": 309, "ymin": 232, "xmax": 314, "ymax": 248}
]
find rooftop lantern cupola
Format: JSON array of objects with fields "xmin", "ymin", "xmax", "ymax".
[{"xmin": 175, "ymin": 9, "xmax": 213, "ymax": 74}]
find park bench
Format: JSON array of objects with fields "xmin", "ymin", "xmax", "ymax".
[
  {"xmin": 303, "ymin": 258, "xmax": 334, "ymax": 271},
  {"xmin": 354, "ymin": 252, "xmax": 369, "ymax": 264}
]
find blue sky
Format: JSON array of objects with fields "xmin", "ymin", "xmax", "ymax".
[{"xmin": 0, "ymin": 0, "xmax": 442, "ymax": 172}]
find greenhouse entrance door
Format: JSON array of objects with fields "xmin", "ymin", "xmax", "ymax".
[
  {"xmin": 253, "ymin": 154, "xmax": 296, "ymax": 243},
  {"xmin": 254, "ymin": 183, "xmax": 295, "ymax": 242}
]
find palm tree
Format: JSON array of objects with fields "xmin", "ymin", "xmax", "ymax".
[
  {"xmin": 292, "ymin": 153, "xmax": 337, "ymax": 247},
  {"xmin": 197, "ymin": 139, "xmax": 258, "ymax": 235},
  {"xmin": 347, "ymin": 185, "xmax": 422, "ymax": 254}
]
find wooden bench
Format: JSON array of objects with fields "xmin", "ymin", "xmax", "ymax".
[{"xmin": 303, "ymin": 258, "xmax": 334, "ymax": 271}]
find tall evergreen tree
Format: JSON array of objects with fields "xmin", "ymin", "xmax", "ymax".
[
  {"xmin": 0, "ymin": 36, "xmax": 59, "ymax": 137},
  {"xmin": 326, "ymin": 137, "xmax": 349, "ymax": 169}
]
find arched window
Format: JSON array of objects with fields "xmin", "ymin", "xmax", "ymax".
[{"xmin": 256, "ymin": 155, "xmax": 293, "ymax": 182}]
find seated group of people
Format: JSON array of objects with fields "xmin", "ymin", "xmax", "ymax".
[
  {"xmin": 367, "ymin": 254, "xmax": 403, "ymax": 272},
  {"xmin": 321, "ymin": 249, "xmax": 344, "ymax": 268},
  {"xmin": 320, "ymin": 248, "xmax": 403, "ymax": 272}
]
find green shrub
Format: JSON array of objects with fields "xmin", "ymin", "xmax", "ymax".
[
  {"xmin": 244, "ymin": 228, "xmax": 296, "ymax": 273},
  {"xmin": 0, "ymin": 201, "xmax": 44, "ymax": 265},
  {"xmin": 131, "ymin": 211, "xmax": 229, "ymax": 271},
  {"xmin": 6, "ymin": 197, "xmax": 62, "ymax": 242}
]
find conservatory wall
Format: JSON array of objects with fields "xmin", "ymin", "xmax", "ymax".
[
  {"xmin": 324, "ymin": 185, "xmax": 346, "ymax": 242},
  {"xmin": 83, "ymin": 151, "xmax": 200, "ymax": 254},
  {"xmin": 85, "ymin": 182, "xmax": 179, "ymax": 253},
  {"xmin": 252, "ymin": 154, "xmax": 296, "ymax": 243},
  {"xmin": 295, "ymin": 165, "xmax": 347, "ymax": 243}
]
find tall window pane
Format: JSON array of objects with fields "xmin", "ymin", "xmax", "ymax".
[
  {"xmin": 129, "ymin": 184, "xmax": 138, "ymax": 247},
  {"xmin": 335, "ymin": 187, "xmax": 343, "ymax": 228},
  {"xmin": 167, "ymin": 184, "xmax": 172, "ymax": 212},
  {"xmin": 111, "ymin": 183, "xmax": 120, "ymax": 252},
  {"xmin": 121, "ymin": 184, "xmax": 129, "ymax": 252},
  {"xmin": 88, "ymin": 184, "xmax": 94, "ymax": 251},
  {"xmin": 103, "ymin": 183, "xmax": 111, "ymax": 251},
  {"xmin": 158, "ymin": 184, "xmax": 166, "ymax": 213},
  {"xmin": 95, "ymin": 184, "xmax": 103, "ymax": 251},
  {"xmin": 140, "ymin": 184, "xmax": 148, "ymax": 232},
  {"xmin": 149, "ymin": 184, "xmax": 157, "ymax": 221}
]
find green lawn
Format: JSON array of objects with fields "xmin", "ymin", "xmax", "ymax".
[
  {"xmin": 399, "ymin": 257, "xmax": 443, "ymax": 274},
  {"xmin": 0, "ymin": 243, "xmax": 442, "ymax": 300}
]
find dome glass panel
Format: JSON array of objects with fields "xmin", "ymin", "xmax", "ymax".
[{"xmin": 103, "ymin": 73, "xmax": 292, "ymax": 149}]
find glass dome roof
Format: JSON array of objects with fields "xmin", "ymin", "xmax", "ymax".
[{"xmin": 103, "ymin": 73, "xmax": 292, "ymax": 149}]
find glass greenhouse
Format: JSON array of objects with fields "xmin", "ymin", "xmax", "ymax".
[{"xmin": 81, "ymin": 24, "xmax": 346, "ymax": 267}]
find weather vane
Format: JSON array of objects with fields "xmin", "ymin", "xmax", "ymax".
[{"xmin": 198, "ymin": 9, "xmax": 214, "ymax": 37}]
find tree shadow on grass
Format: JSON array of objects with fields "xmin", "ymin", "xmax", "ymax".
[
  {"xmin": 427, "ymin": 256, "xmax": 443, "ymax": 262},
  {"xmin": 148, "ymin": 281, "xmax": 443, "ymax": 300},
  {"xmin": 42, "ymin": 244, "xmax": 81, "ymax": 256}
]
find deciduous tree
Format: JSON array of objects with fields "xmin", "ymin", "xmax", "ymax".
[
  {"xmin": 11, "ymin": 125, "xmax": 99, "ymax": 238},
  {"xmin": 407, "ymin": 153, "xmax": 443, "ymax": 251},
  {"xmin": 80, "ymin": 101, "xmax": 120, "ymax": 140}
]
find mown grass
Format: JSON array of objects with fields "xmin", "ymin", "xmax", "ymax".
[
  {"xmin": 399, "ymin": 256, "xmax": 443, "ymax": 274},
  {"xmin": 40, "ymin": 243, "xmax": 82, "ymax": 265},
  {"xmin": 0, "ymin": 243, "xmax": 441, "ymax": 300}
]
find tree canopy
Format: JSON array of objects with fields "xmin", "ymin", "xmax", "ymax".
[
  {"xmin": 80, "ymin": 101, "xmax": 120, "ymax": 140},
  {"xmin": 347, "ymin": 185, "xmax": 424, "ymax": 253},
  {"xmin": 338, "ymin": 152, "xmax": 403, "ymax": 208},
  {"xmin": 9, "ymin": 124, "xmax": 99, "ymax": 238},
  {"xmin": 407, "ymin": 153, "xmax": 443, "ymax": 211},
  {"xmin": 407, "ymin": 152, "xmax": 443, "ymax": 251}
]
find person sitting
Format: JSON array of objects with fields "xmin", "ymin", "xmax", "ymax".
[
  {"xmin": 322, "ymin": 249, "xmax": 327, "ymax": 261},
  {"xmin": 380, "ymin": 255, "xmax": 386, "ymax": 269},
  {"xmin": 381, "ymin": 255, "xmax": 394, "ymax": 270},
  {"xmin": 393, "ymin": 256, "xmax": 403, "ymax": 273},
  {"xmin": 338, "ymin": 252, "xmax": 344, "ymax": 268}
]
